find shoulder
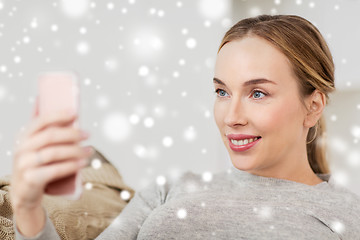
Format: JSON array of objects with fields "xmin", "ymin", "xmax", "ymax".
[
  {"xmin": 319, "ymin": 179, "xmax": 360, "ymax": 236},
  {"xmin": 326, "ymin": 176, "xmax": 360, "ymax": 208}
]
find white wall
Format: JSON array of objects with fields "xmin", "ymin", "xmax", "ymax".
[{"xmin": 0, "ymin": 0, "xmax": 233, "ymax": 191}]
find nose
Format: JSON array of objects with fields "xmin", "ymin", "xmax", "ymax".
[{"xmin": 224, "ymin": 98, "xmax": 248, "ymax": 127}]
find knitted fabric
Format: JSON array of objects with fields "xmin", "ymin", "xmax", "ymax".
[{"xmin": 0, "ymin": 146, "xmax": 134, "ymax": 240}]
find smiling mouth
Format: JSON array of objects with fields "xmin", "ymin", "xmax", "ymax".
[
  {"xmin": 230, "ymin": 137, "xmax": 261, "ymax": 146},
  {"xmin": 227, "ymin": 136, "xmax": 262, "ymax": 152}
]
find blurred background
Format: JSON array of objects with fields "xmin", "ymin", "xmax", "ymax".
[{"xmin": 0, "ymin": 0, "xmax": 359, "ymax": 195}]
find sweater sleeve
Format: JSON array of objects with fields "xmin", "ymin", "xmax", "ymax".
[
  {"xmin": 95, "ymin": 179, "xmax": 171, "ymax": 240},
  {"xmin": 14, "ymin": 178, "xmax": 170, "ymax": 240},
  {"xmin": 14, "ymin": 212, "xmax": 61, "ymax": 240}
]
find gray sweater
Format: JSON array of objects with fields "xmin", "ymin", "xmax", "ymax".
[{"xmin": 16, "ymin": 166, "xmax": 360, "ymax": 239}]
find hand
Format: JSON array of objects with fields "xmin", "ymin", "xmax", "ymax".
[{"xmin": 10, "ymin": 96, "xmax": 93, "ymax": 237}]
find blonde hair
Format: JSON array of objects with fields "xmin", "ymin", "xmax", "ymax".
[{"xmin": 218, "ymin": 15, "xmax": 335, "ymax": 174}]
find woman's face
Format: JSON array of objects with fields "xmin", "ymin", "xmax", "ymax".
[{"xmin": 213, "ymin": 36, "xmax": 310, "ymax": 177}]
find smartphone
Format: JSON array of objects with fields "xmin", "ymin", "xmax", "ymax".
[{"xmin": 37, "ymin": 71, "xmax": 82, "ymax": 200}]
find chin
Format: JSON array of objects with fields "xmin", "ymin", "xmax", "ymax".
[{"xmin": 230, "ymin": 157, "xmax": 256, "ymax": 171}]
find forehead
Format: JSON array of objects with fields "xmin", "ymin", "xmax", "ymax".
[{"xmin": 214, "ymin": 36, "xmax": 295, "ymax": 86}]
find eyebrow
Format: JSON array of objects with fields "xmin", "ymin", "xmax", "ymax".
[{"xmin": 213, "ymin": 77, "xmax": 277, "ymax": 87}]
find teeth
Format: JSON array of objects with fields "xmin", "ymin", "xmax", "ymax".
[{"xmin": 231, "ymin": 137, "xmax": 259, "ymax": 146}]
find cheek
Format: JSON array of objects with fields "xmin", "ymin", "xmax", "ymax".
[{"xmin": 253, "ymin": 99, "xmax": 304, "ymax": 135}]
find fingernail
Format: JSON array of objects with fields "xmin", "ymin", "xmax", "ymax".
[
  {"xmin": 81, "ymin": 131, "xmax": 90, "ymax": 139},
  {"xmin": 83, "ymin": 146, "xmax": 93, "ymax": 154},
  {"xmin": 78, "ymin": 158, "xmax": 89, "ymax": 167}
]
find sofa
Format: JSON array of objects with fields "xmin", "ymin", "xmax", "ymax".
[{"xmin": 0, "ymin": 146, "xmax": 135, "ymax": 240}]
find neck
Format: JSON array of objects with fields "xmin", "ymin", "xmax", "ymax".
[{"xmin": 246, "ymin": 148, "xmax": 323, "ymax": 186}]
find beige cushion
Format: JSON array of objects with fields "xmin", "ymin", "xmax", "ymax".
[{"xmin": 0, "ymin": 146, "xmax": 135, "ymax": 240}]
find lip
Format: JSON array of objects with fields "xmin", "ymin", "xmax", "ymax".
[
  {"xmin": 226, "ymin": 134, "xmax": 262, "ymax": 152},
  {"xmin": 226, "ymin": 134, "xmax": 261, "ymax": 140}
]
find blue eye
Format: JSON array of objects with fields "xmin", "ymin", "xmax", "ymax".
[
  {"xmin": 214, "ymin": 89, "xmax": 229, "ymax": 97},
  {"xmin": 252, "ymin": 90, "xmax": 266, "ymax": 99}
]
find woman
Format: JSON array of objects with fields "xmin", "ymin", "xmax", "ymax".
[{"xmin": 12, "ymin": 15, "xmax": 360, "ymax": 239}]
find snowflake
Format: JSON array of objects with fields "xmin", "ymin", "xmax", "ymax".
[
  {"xmin": 120, "ymin": 190, "xmax": 131, "ymax": 200},
  {"xmin": 181, "ymin": 28, "xmax": 189, "ymax": 35},
  {"xmin": 202, "ymin": 171, "xmax": 213, "ymax": 182},
  {"xmin": 177, "ymin": 208, "xmax": 187, "ymax": 219},
  {"xmin": 138, "ymin": 65, "xmax": 150, "ymax": 77},
  {"xmin": 91, "ymin": 158, "xmax": 102, "ymax": 169},
  {"xmin": 79, "ymin": 27, "xmax": 87, "ymax": 34},
  {"xmin": 14, "ymin": 56, "xmax": 21, "ymax": 63},
  {"xmin": 84, "ymin": 78, "xmax": 91, "ymax": 85},
  {"xmin": 330, "ymin": 220, "xmax": 345, "ymax": 234},
  {"xmin": 107, "ymin": 3, "xmax": 115, "ymax": 10},
  {"xmin": 156, "ymin": 175, "xmax": 166, "ymax": 186},
  {"xmin": 330, "ymin": 114, "xmax": 337, "ymax": 122},
  {"xmin": 0, "ymin": 65, "xmax": 7, "ymax": 73},
  {"xmin": 186, "ymin": 38, "xmax": 197, "ymax": 49},
  {"xmin": 76, "ymin": 41, "xmax": 90, "ymax": 55},
  {"xmin": 157, "ymin": 9, "xmax": 164, "ymax": 17},
  {"xmin": 144, "ymin": 117, "xmax": 155, "ymax": 128},
  {"xmin": 255, "ymin": 206, "xmax": 273, "ymax": 219},
  {"xmin": 222, "ymin": 18, "xmax": 232, "ymax": 28},
  {"xmin": 129, "ymin": 114, "xmax": 140, "ymax": 125},
  {"xmin": 249, "ymin": 7, "xmax": 262, "ymax": 17},
  {"xmin": 351, "ymin": 125, "xmax": 360, "ymax": 139},
  {"xmin": 173, "ymin": 71, "xmax": 180, "ymax": 78},
  {"xmin": 134, "ymin": 144, "xmax": 147, "ymax": 158},
  {"xmin": 22, "ymin": 36, "xmax": 30, "ymax": 44},
  {"xmin": 162, "ymin": 136, "xmax": 174, "ymax": 147},
  {"xmin": 61, "ymin": 0, "xmax": 89, "ymax": 18},
  {"xmin": 184, "ymin": 126, "xmax": 197, "ymax": 141},
  {"xmin": 179, "ymin": 58, "xmax": 186, "ymax": 66},
  {"xmin": 153, "ymin": 105, "xmax": 165, "ymax": 118},
  {"xmin": 85, "ymin": 182, "xmax": 93, "ymax": 190},
  {"xmin": 104, "ymin": 58, "xmax": 118, "ymax": 71},
  {"xmin": 198, "ymin": 0, "xmax": 230, "ymax": 20},
  {"xmin": 102, "ymin": 112, "xmax": 131, "ymax": 142},
  {"xmin": 332, "ymin": 171, "xmax": 349, "ymax": 186},
  {"xmin": 30, "ymin": 18, "xmax": 38, "ymax": 28},
  {"xmin": 51, "ymin": 24, "xmax": 58, "ymax": 32},
  {"xmin": 204, "ymin": 20, "xmax": 211, "ymax": 28}
]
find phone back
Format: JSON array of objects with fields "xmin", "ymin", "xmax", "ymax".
[
  {"xmin": 38, "ymin": 71, "xmax": 82, "ymax": 200},
  {"xmin": 38, "ymin": 72, "xmax": 79, "ymax": 127}
]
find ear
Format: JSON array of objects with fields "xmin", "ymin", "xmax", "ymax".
[{"xmin": 303, "ymin": 90, "xmax": 326, "ymax": 128}]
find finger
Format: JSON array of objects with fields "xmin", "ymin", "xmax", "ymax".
[
  {"xmin": 25, "ymin": 110, "xmax": 78, "ymax": 140},
  {"xmin": 19, "ymin": 126, "xmax": 88, "ymax": 154},
  {"xmin": 15, "ymin": 145, "xmax": 93, "ymax": 170},
  {"xmin": 35, "ymin": 145, "xmax": 93, "ymax": 166},
  {"xmin": 23, "ymin": 158, "xmax": 87, "ymax": 188}
]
